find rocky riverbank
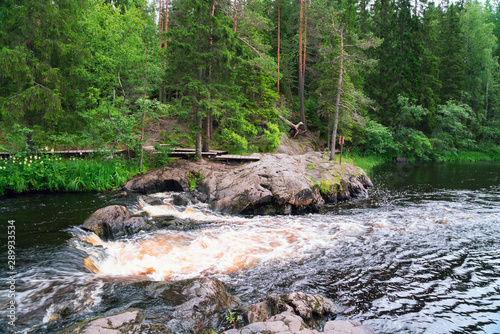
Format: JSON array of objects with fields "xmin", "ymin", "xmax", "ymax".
[
  {"xmin": 59, "ymin": 278, "xmax": 374, "ymax": 334},
  {"xmin": 124, "ymin": 151, "xmax": 372, "ymax": 215},
  {"xmin": 71, "ymin": 139, "xmax": 376, "ymax": 333}
]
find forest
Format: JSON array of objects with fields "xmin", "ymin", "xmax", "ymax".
[{"xmin": 1, "ymin": 0, "xmax": 500, "ymax": 177}]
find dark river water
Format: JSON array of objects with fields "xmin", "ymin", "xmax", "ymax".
[{"xmin": 1, "ymin": 162, "xmax": 499, "ymax": 334}]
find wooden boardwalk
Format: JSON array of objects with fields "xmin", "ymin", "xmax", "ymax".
[
  {"xmin": 0, "ymin": 146, "xmax": 260, "ymax": 163},
  {"xmin": 214, "ymin": 154, "xmax": 261, "ymax": 162}
]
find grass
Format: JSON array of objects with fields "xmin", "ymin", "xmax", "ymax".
[
  {"xmin": 0, "ymin": 151, "xmax": 141, "ymax": 196},
  {"xmin": 338, "ymin": 146, "xmax": 500, "ymax": 176},
  {"xmin": 332, "ymin": 152, "xmax": 386, "ymax": 177},
  {"xmin": 439, "ymin": 148, "xmax": 500, "ymax": 162}
]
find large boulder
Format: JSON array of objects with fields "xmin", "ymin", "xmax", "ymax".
[
  {"xmin": 60, "ymin": 278, "xmax": 240, "ymax": 334},
  {"xmin": 167, "ymin": 278, "xmax": 241, "ymax": 333},
  {"xmin": 81, "ymin": 205, "xmax": 146, "ymax": 240},
  {"xmin": 245, "ymin": 292, "xmax": 337, "ymax": 328},
  {"xmin": 125, "ymin": 152, "xmax": 373, "ymax": 215},
  {"xmin": 224, "ymin": 292, "xmax": 375, "ymax": 334}
]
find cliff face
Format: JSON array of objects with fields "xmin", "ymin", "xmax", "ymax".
[{"xmin": 124, "ymin": 151, "xmax": 373, "ymax": 215}]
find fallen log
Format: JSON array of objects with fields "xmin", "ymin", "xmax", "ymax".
[{"xmin": 278, "ymin": 115, "xmax": 306, "ymax": 138}]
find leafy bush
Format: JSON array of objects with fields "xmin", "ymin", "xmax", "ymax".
[
  {"xmin": 219, "ymin": 129, "xmax": 248, "ymax": 154},
  {"xmin": 395, "ymin": 127, "xmax": 433, "ymax": 160},
  {"xmin": 358, "ymin": 120, "xmax": 398, "ymax": 157},
  {"xmin": 433, "ymin": 100, "xmax": 475, "ymax": 150},
  {"xmin": 259, "ymin": 122, "xmax": 282, "ymax": 152}
]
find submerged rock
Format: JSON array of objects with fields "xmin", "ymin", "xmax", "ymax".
[
  {"xmin": 224, "ymin": 316, "xmax": 375, "ymax": 334},
  {"xmin": 125, "ymin": 152, "xmax": 373, "ymax": 215},
  {"xmin": 58, "ymin": 279, "xmax": 374, "ymax": 334}
]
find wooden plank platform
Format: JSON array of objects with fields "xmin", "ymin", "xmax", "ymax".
[{"xmin": 214, "ymin": 154, "xmax": 261, "ymax": 162}]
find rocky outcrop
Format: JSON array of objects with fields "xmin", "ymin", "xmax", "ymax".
[
  {"xmin": 58, "ymin": 278, "xmax": 375, "ymax": 334},
  {"xmin": 58, "ymin": 309, "xmax": 170, "ymax": 334},
  {"xmin": 245, "ymin": 292, "xmax": 337, "ymax": 328},
  {"xmin": 224, "ymin": 292, "xmax": 375, "ymax": 334},
  {"xmin": 125, "ymin": 152, "xmax": 373, "ymax": 215},
  {"xmin": 60, "ymin": 278, "xmax": 240, "ymax": 334},
  {"xmin": 81, "ymin": 205, "xmax": 146, "ymax": 240},
  {"xmin": 167, "ymin": 278, "xmax": 241, "ymax": 333},
  {"xmin": 224, "ymin": 312, "xmax": 375, "ymax": 334}
]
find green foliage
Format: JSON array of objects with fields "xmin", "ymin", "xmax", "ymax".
[
  {"xmin": 219, "ymin": 129, "xmax": 248, "ymax": 154},
  {"xmin": 1, "ymin": 0, "xmax": 500, "ymax": 164},
  {"xmin": 342, "ymin": 152, "xmax": 387, "ymax": 176},
  {"xmin": 225, "ymin": 310, "xmax": 238, "ymax": 329},
  {"xmin": 433, "ymin": 100, "xmax": 476, "ymax": 151},
  {"xmin": 147, "ymin": 144, "xmax": 173, "ymax": 169},
  {"xmin": 394, "ymin": 127, "xmax": 433, "ymax": 160},
  {"xmin": 395, "ymin": 95, "xmax": 429, "ymax": 129},
  {"xmin": 358, "ymin": 120, "xmax": 398, "ymax": 157},
  {"xmin": 259, "ymin": 123, "xmax": 282, "ymax": 152}
]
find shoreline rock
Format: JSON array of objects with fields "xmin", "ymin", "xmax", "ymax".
[
  {"xmin": 58, "ymin": 284, "xmax": 374, "ymax": 334},
  {"xmin": 124, "ymin": 152, "xmax": 373, "ymax": 215}
]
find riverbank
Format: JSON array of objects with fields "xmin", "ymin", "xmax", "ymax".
[
  {"xmin": 2, "ymin": 141, "xmax": 499, "ymax": 197},
  {"xmin": 340, "ymin": 146, "xmax": 500, "ymax": 176}
]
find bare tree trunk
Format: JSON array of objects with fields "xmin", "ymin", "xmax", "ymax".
[
  {"xmin": 330, "ymin": 29, "xmax": 343, "ymax": 161},
  {"xmin": 196, "ymin": 115, "xmax": 202, "ymax": 159},
  {"xmin": 277, "ymin": 2, "xmax": 281, "ymax": 93},
  {"xmin": 233, "ymin": 0, "xmax": 238, "ymax": 33},
  {"xmin": 163, "ymin": 0, "xmax": 169, "ymax": 70},
  {"xmin": 303, "ymin": 0, "xmax": 307, "ymax": 79},
  {"xmin": 164, "ymin": 0, "xmax": 169, "ymax": 49},
  {"xmin": 327, "ymin": 108, "xmax": 331, "ymax": 151},
  {"xmin": 202, "ymin": 2, "xmax": 215, "ymax": 153},
  {"xmin": 140, "ymin": 50, "xmax": 148, "ymax": 171},
  {"xmin": 298, "ymin": 0, "xmax": 306, "ymax": 128},
  {"xmin": 484, "ymin": 81, "xmax": 489, "ymax": 126},
  {"xmin": 196, "ymin": 11, "xmax": 204, "ymax": 160},
  {"xmin": 139, "ymin": 111, "xmax": 145, "ymax": 171},
  {"xmin": 158, "ymin": 0, "xmax": 163, "ymax": 47}
]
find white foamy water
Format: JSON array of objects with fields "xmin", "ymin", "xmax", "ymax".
[
  {"xmin": 78, "ymin": 216, "xmax": 345, "ymax": 281},
  {"xmin": 75, "ymin": 195, "xmax": 481, "ymax": 281}
]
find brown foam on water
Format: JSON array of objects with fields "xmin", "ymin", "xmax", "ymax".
[
  {"xmin": 82, "ymin": 218, "xmax": 340, "ymax": 281},
  {"xmin": 81, "ymin": 203, "xmax": 419, "ymax": 281}
]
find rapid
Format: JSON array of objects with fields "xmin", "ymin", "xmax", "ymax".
[{"xmin": 1, "ymin": 161, "xmax": 499, "ymax": 333}]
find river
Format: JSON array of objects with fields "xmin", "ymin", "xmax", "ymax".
[{"xmin": 1, "ymin": 162, "xmax": 499, "ymax": 333}]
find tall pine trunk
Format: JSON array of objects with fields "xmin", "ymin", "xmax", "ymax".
[
  {"xmin": 203, "ymin": 2, "xmax": 215, "ymax": 153},
  {"xmin": 196, "ymin": 9, "xmax": 204, "ymax": 159},
  {"xmin": 330, "ymin": 29, "xmax": 343, "ymax": 161},
  {"xmin": 298, "ymin": 0, "xmax": 306, "ymax": 128},
  {"xmin": 158, "ymin": 0, "xmax": 163, "ymax": 47},
  {"xmin": 277, "ymin": 3, "xmax": 280, "ymax": 93},
  {"xmin": 233, "ymin": 0, "xmax": 238, "ymax": 33}
]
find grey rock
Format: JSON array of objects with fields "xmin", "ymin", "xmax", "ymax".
[
  {"xmin": 82, "ymin": 205, "xmax": 130, "ymax": 240},
  {"xmin": 246, "ymin": 292, "xmax": 337, "ymax": 328},
  {"xmin": 168, "ymin": 277, "xmax": 241, "ymax": 333},
  {"xmin": 59, "ymin": 310, "xmax": 164, "ymax": 334},
  {"xmin": 125, "ymin": 152, "xmax": 372, "ymax": 215}
]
